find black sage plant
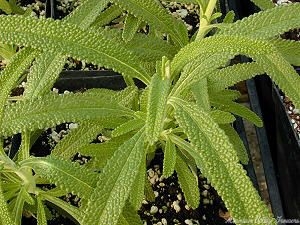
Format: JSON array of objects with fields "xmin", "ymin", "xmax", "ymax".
[{"xmin": 0, "ymin": 0, "xmax": 300, "ymax": 224}]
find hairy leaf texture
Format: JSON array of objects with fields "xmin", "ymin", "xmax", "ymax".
[
  {"xmin": 171, "ymin": 35, "xmax": 273, "ymax": 78},
  {"xmin": 0, "ymin": 15, "xmax": 151, "ymax": 84},
  {"xmin": 82, "ymin": 128, "xmax": 145, "ymax": 225},
  {"xmin": 25, "ymin": 0, "xmax": 114, "ymax": 99},
  {"xmin": 256, "ymin": 53, "xmax": 300, "ymax": 108},
  {"xmin": 1, "ymin": 91, "xmax": 134, "ymax": 136},
  {"xmin": 168, "ymin": 97, "xmax": 275, "ymax": 224},
  {"xmin": 129, "ymin": 151, "xmax": 146, "ymax": 210},
  {"xmin": 249, "ymin": 0, "xmax": 274, "ymax": 10},
  {"xmin": 122, "ymin": 14, "xmax": 142, "ymax": 42},
  {"xmin": 209, "ymin": 110, "xmax": 236, "ymax": 124},
  {"xmin": 39, "ymin": 192, "xmax": 82, "ymax": 223},
  {"xmin": 0, "ymin": 48, "xmax": 39, "ymax": 124},
  {"xmin": 21, "ymin": 156, "xmax": 98, "ymax": 199},
  {"xmin": 219, "ymin": 3, "xmax": 300, "ymax": 38},
  {"xmin": 191, "ymin": 78, "xmax": 210, "ymax": 111},
  {"xmin": 163, "ymin": 137, "xmax": 177, "ymax": 178},
  {"xmin": 210, "ymin": 96, "xmax": 263, "ymax": 127},
  {"xmin": 118, "ymin": 201, "xmax": 144, "ymax": 225},
  {"xmin": 37, "ymin": 197, "xmax": 47, "ymax": 225},
  {"xmin": 91, "ymin": 4, "xmax": 123, "ymax": 28},
  {"xmin": 112, "ymin": 118, "xmax": 145, "ymax": 137},
  {"xmin": 64, "ymin": 0, "xmax": 110, "ymax": 29},
  {"xmin": 146, "ymin": 73, "xmax": 171, "ymax": 144},
  {"xmin": 175, "ymin": 155, "xmax": 200, "ymax": 209},
  {"xmin": 126, "ymin": 34, "xmax": 178, "ymax": 62},
  {"xmin": 24, "ymin": 52, "xmax": 65, "ymax": 99},
  {"xmin": 79, "ymin": 134, "xmax": 132, "ymax": 170},
  {"xmin": 171, "ymin": 52, "xmax": 233, "ymax": 97},
  {"xmin": 112, "ymin": 0, "xmax": 188, "ymax": 48},
  {"xmin": 0, "ymin": 182, "xmax": 15, "ymax": 225},
  {"xmin": 208, "ymin": 62, "xmax": 265, "ymax": 91},
  {"xmin": 270, "ymin": 38, "xmax": 300, "ymax": 66},
  {"xmin": 220, "ymin": 124, "xmax": 249, "ymax": 164},
  {"xmin": 51, "ymin": 122, "xmax": 105, "ymax": 159}
]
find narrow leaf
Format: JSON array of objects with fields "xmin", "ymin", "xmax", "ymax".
[
  {"xmin": 82, "ymin": 128, "xmax": 145, "ymax": 225},
  {"xmin": 146, "ymin": 72, "xmax": 171, "ymax": 144},
  {"xmin": 175, "ymin": 155, "xmax": 200, "ymax": 209},
  {"xmin": 122, "ymin": 14, "xmax": 142, "ymax": 42},
  {"xmin": 37, "ymin": 197, "xmax": 47, "ymax": 225},
  {"xmin": 162, "ymin": 137, "xmax": 176, "ymax": 178},
  {"xmin": 0, "ymin": 182, "xmax": 15, "ymax": 225}
]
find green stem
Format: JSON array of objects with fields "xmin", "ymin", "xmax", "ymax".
[{"xmin": 196, "ymin": 0, "xmax": 218, "ymax": 40}]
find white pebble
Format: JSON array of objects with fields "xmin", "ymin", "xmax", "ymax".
[
  {"xmin": 161, "ymin": 218, "xmax": 167, "ymax": 225},
  {"xmin": 150, "ymin": 206, "xmax": 158, "ymax": 214},
  {"xmin": 154, "ymin": 191, "xmax": 159, "ymax": 197},
  {"xmin": 184, "ymin": 219, "xmax": 193, "ymax": 225},
  {"xmin": 172, "ymin": 201, "xmax": 181, "ymax": 213},
  {"xmin": 203, "ymin": 184, "xmax": 210, "ymax": 189},
  {"xmin": 177, "ymin": 193, "xmax": 182, "ymax": 201}
]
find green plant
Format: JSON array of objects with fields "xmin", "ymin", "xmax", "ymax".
[{"xmin": 0, "ymin": 0, "xmax": 299, "ymax": 224}]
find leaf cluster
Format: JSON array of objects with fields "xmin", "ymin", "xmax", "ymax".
[{"xmin": 0, "ymin": 0, "xmax": 299, "ymax": 224}]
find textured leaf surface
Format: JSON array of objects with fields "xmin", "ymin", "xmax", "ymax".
[
  {"xmin": 24, "ymin": 52, "xmax": 65, "ymax": 98},
  {"xmin": 0, "ymin": 15, "xmax": 151, "ymax": 84},
  {"xmin": 168, "ymin": 97, "xmax": 275, "ymax": 224},
  {"xmin": 171, "ymin": 35, "xmax": 272, "ymax": 78},
  {"xmin": 1, "ymin": 91, "xmax": 134, "ymax": 136},
  {"xmin": 113, "ymin": 0, "xmax": 188, "ymax": 48},
  {"xmin": 270, "ymin": 38, "xmax": 300, "ymax": 66},
  {"xmin": 122, "ymin": 14, "xmax": 141, "ymax": 42},
  {"xmin": 91, "ymin": 4, "xmax": 123, "ymax": 28},
  {"xmin": 220, "ymin": 124, "xmax": 249, "ymax": 164},
  {"xmin": 51, "ymin": 122, "xmax": 105, "ymax": 159},
  {"xmin": 118, "ymin": 201, "xmax": 144, "ymax": 225},
  {"xmin": 175, "ymin": 155, "xmax": 199, "ymax": 209},
  {"xmin": 257, "ymin": 53, "xmax": 300, "ymax": 109},
  {"xmin": 0, "ymin": 48, "xmax": 38, "ymax": 124},
  {"xmin": 209, "ymin": 110, "xmax": 236, "ymax": 124},
  {"xmin": 21, "ymin": 156, "xmax": 98, "ymax": 199},
  {"xmin": 0, "ymin": 182, "xmax": 15, "ymax": 225},
  {"xmin": 191, "ymin": 78, "xmax": 210, "ymax": 111},
  {"xmin": 249, "ymin": 0, "xmax": 274, "ymax": 10},
  {"xmin": 37, "ymin": 197, "xmax": 47, "ymax": 225},
  {"xmin": 112, "ymin": 118, "xmax": 145, "ymax": 137},
  {"xmin": 211, "ymin": 97, "xmax": 263, "ymax": 127},
  {"xmin": 219, "ymin": 3, "xmax": 300, "ymax": 38},
  {"xmin": 208, "ymin": 62, "xmax": 265, "ymax": 91},
  {"xmin": 126, "ymin": 34, "xmax": 178, "ymax": 62},
  {"xmin": 82, "ymin": 128, "xmax": 145, "ymax": 225},
  {"xmin": 146, "ymin": 73, "xmax": 171, "ymax": 144},
  {"xmin": 163, "ymin": 138, "xmax": 176, "ymax": 178}
]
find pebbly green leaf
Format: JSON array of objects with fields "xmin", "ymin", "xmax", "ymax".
[
  {"xmin": 191, "ymin": 78, "xmax": 210, "ymax": 111},
  {"xmin": 209, "ymin": 110, "xmax": 236, "ymax": 124},
  {"xmin": 37, "ymin": 197, "xmax": 47, "ymax": 225},
  {"xmin": 249, "ymin": 0, "xmax": 274, "ymax": 10},
  {"xmin": 168, "ymin": 97, "xmax": 275, "ymax": 224},
  {"xmin": 146, "ymin": 66, "xmax": 171, "ymax": 144},
  {"xmin": 129, "ymin": 151, "xmax": 146, "ymax": 210},
  {"xmin": 113, "ymin": 0, "xmax": 188, "ymax": 48},
  {"xmin": 0, "ymin": 48, "xmax": 39, "ymax": 125},
  {"xmin": 219, "ymin": 3, "xmax": 300, "ymax": 38},
  {"xmin": 220, "ymin": 124, "xmax": 249, "ymax": 164},
  {"xmin": 0, "ymin": 181, "xmax": 15, "ymax": 225},
  {"xmin": 82, "ymin": 127, "xmax": 145, "ymax": 225},
  {"xmin": 175, "ymin": 154, "xmax": 200, "ymax": 209},
  {"xmin": 208, "ymin": 62, "xmax": 265, "ymax": 91},
  {"xmin": 21, "ymin": 156, "xmax": 98, "ymax": 199},
  {"xmin": 163, "ymin": 137, "xmax": 176, "ymax": 178},
  {"xmin": 0, "ymin": 15, "xmax": 151, "ymax": 84},
  {"xmin": 91, "ymin": 4, "xmax": 123, "ymax": 28},
  {"xmin": 270, "ymin": 38, "xmax": 300, "ymax": 66},
  {"xmin": 112, "ymin": 118, "xmax": 145, "ymax": 138},
  {"xmin": 1, "ymin": 91, "xmax": 135, "ymax": 136},
  {"xmin": 122, "ymin": 14, "xmax": 142, "ymax": 42},
  {"xmin": 210, "ymin": 97, "xmax": 263, "ymax": 127},
  {"xmin": 51, "ymin": 121, "xmax": 104, "ymax": 159}
]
